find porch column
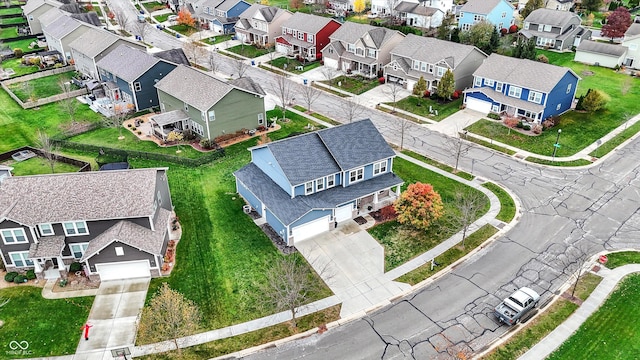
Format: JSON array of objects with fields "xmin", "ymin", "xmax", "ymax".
[
  {"xmin": 33, "ymin": 260, "xmax": 42, "ymax": 273},
  {"xmin": 395, "ymin": 185, "xmax": 401, "ymax": 196},
  {"xmin": 373, "ymin": 192, "xmax": 379, "ymax": 204},
  {"xmin": 58, "ymin": 257, "xmax": 67, "ymax": 277}
]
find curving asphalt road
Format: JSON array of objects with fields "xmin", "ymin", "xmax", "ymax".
[{"xmin": 100, "ymin": 10, "xmax": 640, "ymax": 358}]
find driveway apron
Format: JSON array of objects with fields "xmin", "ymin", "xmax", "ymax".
[
  {"xmin": 74, "ymin": 278, "xmax": 150, "ymax": 359},
  {"xmin": 296, "ymin": 221, "xmax": 410, "ymax": 318}
]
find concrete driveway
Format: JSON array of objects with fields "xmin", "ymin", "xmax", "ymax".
[
  {"xmin": 296, "ymin": 221, "xmax": 410, "ymax": 318},
  {"xmin": 355, "ymin": 83, "xmax": 412, "ymax": 107},
  {"xmin": 74, "ymin": 278, "xmax": 150, "ymax": 359}
]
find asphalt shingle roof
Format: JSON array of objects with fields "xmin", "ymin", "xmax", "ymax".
[
  {"xmin": 69, "ymin": 27, "xmax": 121, "ymax": 57},
  {"xmin": 577, "ymin": 40, "xmax": 627, "ymax": 57},
  {"xmin": 0, "ymin": 169, "xmax": 162, "ymax": 226},
  {"xmin": 391, "ymin": 33, "xmax": 483, "ymax": 68},
  {"xmin": 228, "ymin": 77, "xmax": 266, "ymax": 95},
  {"xmin": 473, "ymin": 53, "xmax": 575, "ymax": 93},
  {"xmin": 460, "ymin": 0, "xmax": 506, "ymax": 14},
  {"xmin": 239, "ymin": 3, "xmax": 283, "ymax": 22},
  {"xmin": 28, "ymin": 235, "xmax": 65, "ymax": 258},
  {"xmin": 96, "ymin": 44, "xmax": 160, "ymax": 83},
  {"xmin": 282, "ymin": 12, "xmax": 336, "ymax": 34},
  {"xmin": 625, "ymin": 23, "xmax": 640, "ymax": 38},
  {"xmin": 39, "ymin": 7, "xmax": 65, "ymax": 27},
  {"xmin": 153, "ymin": 48, "xmax": 191, "ymax": 66},
  {"xmin": 154, "ymin": 65, "xmax": 233, "ymax": 111},
  {"xmin": 43, "ymin": 15, "xmax": 83, "ymax": 39},
  {"xmin": 329, "ymin": 21, "xmax": 402, "ymax": 49},
  {"xmin": 524, "ymin": 8, "xmax": 578, "ymax": 28},
  {"xmin": 22, "ymin": 0, "xmax": 61, "ymax": 15},
  {"xmin": 395, "ymin": 1, "xmax": 438, "ymax": 16}
]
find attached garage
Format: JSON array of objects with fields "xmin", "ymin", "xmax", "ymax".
[
  {"xmin": 465, "ymin": 96, "xmax": 492, "ymax": 114},
  {"xmin": 335, "ymin": 204, "xmax": 354, "ymax": 223},
  {"xmin": 323, "ymin": 58, "xmax": 338, "ymax": 69},
  {"xmin": 291, "ymin": 215, "xmax": 330, "ymax": 242},
  {"xmin": 276, "ymin": 43, "xmax": 290, "ymax": 54},
  {"xmin": 96, "ymin": 260, "xmax": 151, "ymax": 281}
]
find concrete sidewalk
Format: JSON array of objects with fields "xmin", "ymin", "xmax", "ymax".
[{"xmin": 518, "ymin": 264, "xmax": 640, "ymax": 360}]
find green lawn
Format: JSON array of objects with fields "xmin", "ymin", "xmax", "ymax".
[
  {"xmin": 142, "ymin": 2, "xmax": 166, "ymax": 12},
  {"xmin": 268, "ymin": 57, "xmax": 322, "ymax": 74},
  {"xmin": 548, "ymin": 274, "xmax": 640, "ymax": 360},
  {"xmin": 0, "ymin": 26, "xmax": 18, "ymax": 39},
  {"xmin": 482, "ymin": 182, "xmax": 516, "ymax": 223},
  {"xmin": 8, "ymin": 71, "xmax": 78, "ymax": 102},
  {"xmin": 0, "ymin": 286, "xmax": 93, "ymax": 358},
  {"xmin": 467, "ymin": 50, "xmax": 640, "ymax": 157},
  {"xmin": 153, "ymin": 13, "xmax": 170, "ymax": 22},
  {"xmin": 401, "ymin": 149, "xmax": 473, "ymax": 180},
  {"xmin": 203, "ymin": 34, "xmax": 233, "ymax": 45},
  {"xmin": 168, "ymin": 24, "xmax": 196, "ymax": 35},
  {"xmin": 3, "ymin": 156, "xmax": 80, "ymax": 175},
  {"xmin": 385, "ymin": 96, "xmax": 462, "ymax": 122},
  {"xmin": 320, "ymin": 75, "xmax": 381, "ymax": 95},
  {"xmin": 226, "ymin": 44, "xmax": 270, "ymax": 58},
  {"xmin": 0, "ymin": 85, "xmax": 103, "ymax": 153},
  {"xmin": 3, "ymin": 38, "xmax": 40, "ymax": 53},
  {"xmin": 0, "ymin": 16, "xmax": 26, "ymax": 25},
  {"xmin": 0, "ymin": 7, "xmax": 23, "ymax": 15},
  {"xmin": 589, "ymin": 121, "xmax": 640, "ymax": 158},
  {"xmin": 604, "ymin": 251, "xmax": 640, "ymax": 269},
  {"xmin": 1, "ymin": 58, "xmax": 39, "ymax": 77},
  {"xmin": 368, "ymin": 157, "xmax": 490, "ymax": 270}
]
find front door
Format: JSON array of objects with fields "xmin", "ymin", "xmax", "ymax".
[{"xmin": 51, "ymin": 257, "xmax": 59, "ymax": 268}]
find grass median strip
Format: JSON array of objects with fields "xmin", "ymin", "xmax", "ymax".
[
  {"xmin": 482, "ymin": 182, "xmax": 516, "ymax": 223},
  {"xmin": 524, "ymin": 157, "xmax": 593, "ymax": 167},
  {"xmin": 401, "ymin": 149, "xmax": 474, "ymax": 181}
]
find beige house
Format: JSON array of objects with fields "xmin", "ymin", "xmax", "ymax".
[{"xmin": 234, "ymin": 4, "xmax": 292, "ymax": 46}]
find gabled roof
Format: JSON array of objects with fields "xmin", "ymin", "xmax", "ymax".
[
  {"xmin": 70, "ymin": 12, "xmax": 102, "ymax": 27},
  {"xmin": 39, "ymin": 7, "xmax": 66, "ymax": 27},
  {"xmin": 625, "ymin": 23, "xmax": 640, "ymax": 39},
  {"xmin": 329, "ymin": 22, "xmax": 403, "ymax": 49},
  {"xmin": 394, "ymin": 1, "xmax": 439, "ymax": 16},
  {"xmin": 281, "ymin": 12, "xmax": 338, "ymax": 34},
  {"xmin": 96, "ymin": 44, "xmax": 162, "ymax": 83},
  {"xmin": 153, "ymin": 48, "xmax": 191, "ymax": 66},
  {"xmin": 42, "ymin": 15, "xmax": 84, "ymax": 39},
  {"xmin": 524, "ymin": 8, "xmax": 579, "ymax": 27},
  {"xmin": 22, "ymin": 0, "xmax": 62, "ymax": 15},
  {"xmin": 217, "ymin": 0, "xmax": 245, "ymax": 12},
  {"xmin": 239, "ymin": 3, "xmax": 285, "ymax": 22},
  {"xmin": 391, "ymin": 33, "xmax": 485, "ymax": 68},
  {"xmin": 154, "ymin": 65, "xmax": 263, "ymax": 111},
  {"xmin": 0, "ymin": 169, "xmax": 166, "ymax": 226},
  {"xmin": 69, "ymin": 27, "xmax": 121, "ymax": 57},
  {"xmin": 460, "ymin": 0, "xmax": 511, "ymax": 14},
  {"xmin": 29, "ymin": 235, "xmax": 65, "ymax": 258},
  {"xmin": 229, "ymin": 77, "xmax": 266, "ymax": 96},
  {"xmin": 577, "ymin": 40, "xmax": 627, "ymax": 57},
  {"xmin": 473, "ymin": 53, "xmax": 578, "ymax": 93}
]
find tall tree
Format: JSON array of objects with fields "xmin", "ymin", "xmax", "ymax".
[
  {"xmin": 394, "ymin": 182, "xmax": 444, "ymax": 231},
  {"xmin": 436, "ymin": 13, "xmax": 456, "ymax": 40},
  {"xmin": 298, "ymin": 83, "xmax": 322, "ymax": 113},
  {"xmin": 36, "ymin": 129, "xmax": 58, "ymax": 174},
  {"xmin": 270, "ymin": 74, "xmax": 294, "ymax": 121},
  {"xmin": 183, "ymin": 38, "xmax": 207, "ymax": 66},
  {"xmin": 582, "ymin": 89, "xmax": 609, "ymax": 112},
  {"xmin": 582, "ymin": 0, "xmax": 603, "ymax": 12},
  {"xmin": 450, "ymin": 189, "xmax": 487, "ymax": 247},
  {"xmin": 57, "ymin": 79, "xmax": 79, "ymax": 122},
  {"xmin": 137, "ymin": 283, "xmax": 201, "ymax": 353},
  {"xmin": 554, "ymin": 244, "xmax": 596, "ymax": 299},
  {"xmin": 601, "ymin": 7, "xmax": 632, "ymax": 40},
  {"xmin": 177, "ymin": 7, "xmax": 196, "ymax": 28},
  {"xmin": 339, "ymin": 97, "xmax": 365, "ymax": 123},
  {"xmin": 441, "ymin": 130, "xmax": 472, "ymax": 173},
  {"xmin": 233, "ymin": 59, "xmax": 250, "ymax": 78},
  {"xmin": 131, "ymin": 18, "xmax": 151, "ymax": 41},
  {"xmin": 412, "ymin": 76, "xmax": 427, "ymax": 97},
  {"xmin": 354, "ymin": 0, "xmax": 366, "ymax": 13},
  {"xmin": 436, "ymin": 69, "xmax": 455, "ymax": 100},
  {"xmin": 390, "ymin": 117, "xmax": 416, "ymax": 151},
  {"xmin": 520, "ymin": 0, "xmax": 545, "ymax": 20},
  {"xmin": 461, "ymin": 21, "xmax": 496, "ymax": 54},
  {"xmin": 113, "ymin": 10, "xmax": 129, "ymax": 31},
  {"xmin": 513, "ymin": 37, "xmax": 536, "ymax": 60},
  {"xmin": 384, "ymin": 81, "xmax": 404, "ymax": 113}
]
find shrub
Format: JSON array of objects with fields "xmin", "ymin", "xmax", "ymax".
[
  {"xmin": 13, "ymin": 48, "xmax": 23, "ymax": 57},
  {"xmin": 523, "ymin": 124, "xmax": 531, "ymax": 131},
  {"xmin": 69, "ymin": 262, "xmax": 83, "ymax": 272},
  {"xmin": 127, "ymin": 123, "xmax": 132, "ymax": 127},
  {"xmin": 423, "ymin": 90, "xmax": 430, "ymax": 98},
  {"xmin": 132, "ymin": 126, "xmax": 137, "ymax": 131},
  {"xmin": 516, "ymin": 121, "xmax": 524, "ymax": 128},
  {"xmin": 500, "ymin": 28, "xmax": 508, "ymax": 35},
  {"xmin": 59, "ymin": 279, "xmax": 67, "ymax": 287},
  {"xmin": 182, "ymin": 129, "xmax": 196, "ymax": 141},
  {"xmin": 582, "ymin": 88, "xmax": 609, "ymax": 112},
  {"xmin": 452, "ymin": 90, "xmax": 461, "ymax": 99},
  {"xmin": 542, "ymin": 119, "xmax": 554, "ymax": 130},
  {"xmin": 378, "ymin": 77, "xmax": 385, "ymax": 84},
  {"xmin": 509, "ymin": 24, "xmax": 518, "ymax": 33},
  {"xmin": 487, "ymin": 113, "xmax": 501, "ymax": 120},
  {"xmin": 4, "ymin": 271, "xmax": 18, "ymax": 282},
  {"xmin": 85, "ymin": 3, "xmax": 94, "ymax": 11},
  {"xmin": 504, "ymin": 117, "xmax": 520, "ymax": 128},
  {"xmin": 379, "ymin": 205, "xmax": 397, "ymax": 222},
  {"xmin": 200, "ymin": 139, "xmax": 213, "ymax": 149},
  {"xmin": 14, "ymin": 274, "xmax": 26, "ymax": 283},
  {"xmin": 137, "ymin": 130, "xmax": 142, "ymax": 135},
  {"xmin": 536, "ymin": 54, "xmax": 549, "ymax": 63},
  {"xmin": 26, "ymin": 269, "xmax": 36, "ymax": 280},
  {"xmin": 532, "ymin": 124, "xmax": 543, "ymax": 134}
]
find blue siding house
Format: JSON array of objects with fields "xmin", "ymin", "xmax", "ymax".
[
  {"xmin": 463, "ymin": 53, "xmax": 580, "ymax": 121},
  {"xmin": 194, "ymin": 0, "xmax": 251, "ymax": 34},
  {"xmin": 234, "ymin": 119, "xmax": 403, "ymax": 246},
  {"xmin": 96, "ymin": 45, "xmax": 178, "ymax": 112},
  {"xmin": 458, "ymin": 0, "xmax": 515, "ymax": 31}
]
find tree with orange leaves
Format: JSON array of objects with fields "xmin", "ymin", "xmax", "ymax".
[
  {"xmin": 177, "ymin": 7, "xmax": 196, "ymax": 28},
  {"xmin": 394, "ymin": 182, "xmax": 444, "ymax": 231}
]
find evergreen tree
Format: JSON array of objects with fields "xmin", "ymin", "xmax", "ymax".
[
  {"xmin": 413, "ymin": 76, "xmax": 427, "ymax": 96},
  {"xmin": 521, "ymin": 0, "xmax": 545, "ymax": 20},
  {"xmin": 436, "ymin": 13, "xmax": 455, "ymax": 40},
  {"xmin": 450, "ymin": 27, "xmax": 460, "ymax": 43},
  {"xmin": 581, "ymin": 0, "xmax": 603, "ymax": 12}
]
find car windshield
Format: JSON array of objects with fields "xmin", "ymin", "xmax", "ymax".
[{"xmin": 508, "ymin": 296, "xmax": 524, "ymax": 308}]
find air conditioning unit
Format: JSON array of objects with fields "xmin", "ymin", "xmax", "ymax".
[{"xmin": 243, "ymin": 205, "xmax": 252, "ymax": 214}]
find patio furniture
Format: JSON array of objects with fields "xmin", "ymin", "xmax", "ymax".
[{"xmin": 11, "ymin": 150, "xmax": 36, "ymax": 162}]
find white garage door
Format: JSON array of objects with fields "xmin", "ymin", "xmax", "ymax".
[
  {"xmin": 335, "ymin": 204, "xmax": 353, "ymax": 223},
  {"xmin": 292, "ymin": 216, "xmax": 330, "ymax": 242},
  {"xmin": 465, "ymin": 97, "xmax": 492, "ymax": 114},
  {"xmin": 323, "ymin": 58, "xmax": 338, "ymax": 69},
  {"xmin": 96, "ymin": 260, "xmax": 151, "ymax": 281},
  {"xmin": 276, "ymin": 43, "xmax": 289, "ymax": 54}
]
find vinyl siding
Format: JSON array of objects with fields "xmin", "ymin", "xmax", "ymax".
[
  {"xmin": 265, "ymin": 208, "xmax": 287, "ymax": 243},
  {"xmin": 0, "ymin": 220, "xmax": 35, "ymax": 265},
  {"xmin": 542, "ymin": 70, "xmax": 578, "ymax": 119},
  {"xmin": 250, "ymin": 147, "xmax": 292, "ymax": 196},
  {"xmin": 86, "ymin": 241, "xmax": 156, "ymax": 272},
  {"xmin": 290, "ymin": 209, "xmax": 332, "ymax": 229},
  {"xmin": 236, "ymin": 178, "xmax": 264, "ymax": 216},
  {"xmin": 207, "ymin": 88, "xmax": 266, "ymax": 139},
  {"xmin": 134, "ymin": 62, "xmax": 177, "ymax": 111}
]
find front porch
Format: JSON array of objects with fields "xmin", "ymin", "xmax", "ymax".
[
  {"xmin": 356, "ymin": 187, "xmax": 400, "ymax": 215},
  {"xmin": 341, "ymin": 58, "xmax": 378, "ymax": 78},
  {"xmin": 28, "ymin": 235, "xmax": 69, "ymax": 280}
]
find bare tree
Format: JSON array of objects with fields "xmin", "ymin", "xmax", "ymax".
[
  {"xmin": 21, "ymin": 81, "xmax": 35, "ymax": 103},
  {"xmin": 339, "ymin": 97, "xmax": 365, "ymax": 123},
  {"xmin": 208, "ymin": 54, "xmax": 219, "ymax": 74},
  {"xmin": 555, "ymin": 244, "xmax": 597, "ymax": 299},
  {"xmin": 183, "ymin": 39, "xmax": 207, "ymax": 66},
  {"xmin": 270, "ymin": 74, "xmax": 293, "ymax": 120},
  {"xmin": 113, "ymin": 10, "xmax": 129, "ymax": 31},
  {"xmin": 450, "ymin": 188, "xmax": 488, "ymax": 247},
  {"xmin": 320, "ymin": 65, "xmax": 338, "ymax": 86},
  {"xmin": 298, "ymin": 83, "xmax": 321, "ymax": 113},
  {"xmin": 36, "ymin": 129, "xmax": 58, "ymax": 174},
  {"xmin": 131, "ymin": 19, "xmax": 151, "ymax": 42},
  {"xmin": 103, "ymin": 103, "xmax": 132, "ymax": 139},
  {"xmin": 389, "ymin": 117, "xmax": 416, "ymax": 151},
  {"xmin": 58, "ymin": 79, "xmax": 79, "ymax": 122},
  {"xmin": 441, "ymin": 131, "xmax": 472, "ymax": 173},
  {"xmin": 233, "ymin": 59, "xmax": 250, "ymax": 78},
  {"xmin": 384, "ymin": 81, "xmax": 404, "ymax": 113},
  {"xmin": 265, "ymin": 42, "xmax": 278, "ymax": 64}
]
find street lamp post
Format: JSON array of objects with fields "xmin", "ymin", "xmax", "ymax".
[{"xmin": 552, "ymin": 129, "xmax": 562, "ymax": 161}]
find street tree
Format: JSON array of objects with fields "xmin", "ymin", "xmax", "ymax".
[
  {"xmin": 321, "ymin": 66, "xmax": 338, "ymax": 86},
  {"xmin": 384, "ymin": 81, "xmax": 404, "ymax": 113},
  {"xmin": 555, "ymin": 243, "xmax": 597, "ymax": 299},
  {"xmin": 298, "ymin": 83, "xmax": 322, "ymax": 113},
  {"xmin": 441, "ymin": 131, "xmax": 472, "ymax": 173},
  {"xmin": 270, "ymin": 74, "xmax": 294, "ymax": 120},
  {"xmin": 412, "ymin": 76, "xmax": 427, "ymax": 97},
  {"xmin": 137, "ymin": 283, "xmax": 201, "ymax": 354},
  {"xmin": 450, "ymin": 188, "xmax": 488, "ymax": 247},
  {"xmin": 520, "ymin": 0, "xmax": 544, "ymax": 20},
  {"xmin": 113, "ymin": 10, "xmax": 129, "ymax": 31},
  {"xmin": 354, "ymin": 0, "xmax": 366, "ymax": 14},
  {"xmin": 339, "ymin": 97, "xmax": 365, "ymax": 123},
  {"xmin": 436, "ymin": 69, "xmax": 455, "ymax": 100},
  {"xmin": 394, "ymin": 182, "xmax": 444, "ymax": 231},
  {"xmin": 601, "ymin": 7, "xmax": 632, "ymax": 40},
  {"xmin": 582, "ymin": 88, "xmax": 609, "ymax": 112},
  {"xmin": 183, "ymin": 38, "xmax": 207, "ymax": 66},
  {"xmin": 233, "ymin": 59, "xmax": 250, "ymax": 78},
  {"xmin": 390, "ymin": 117, "xmax": 416, "ymax": 151},
  {"xmin": 131, "ymin": 18, "xmax": 151, "ymax": 42},
  {"xmin": 177, "ymin": 7, "xmax": 196, "ymax": 28},
  {"xmin": 209, "ymin": 54, "xmax": 219, "ymax": 74},
  {"xmin": 581, "ymin": 0, "xmax": 603, "ymax": 12},
  {"xmin": 57, "ymin": 79, "xmax": 79, "ymax": 122},
  {"xmin": 36, "ymin": 129, "xmax": 58, "ymax": 174}
]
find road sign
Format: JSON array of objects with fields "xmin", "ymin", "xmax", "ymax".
[{"xmin": 553, "ymin": 143, "xmax": 561, "ymax": 148}]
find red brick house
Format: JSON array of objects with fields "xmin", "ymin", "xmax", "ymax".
[{"xmin": 275, "ymin": 12, "xmax": 341, "ymax": 62}]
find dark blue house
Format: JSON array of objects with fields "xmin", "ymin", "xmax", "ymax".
[
  {"xmin": 463, "ymin": 53, "xmax": 580, "ymax": 121},
  {"xmin": 96, "ymin": 45, "xmax": 178, "ymax": 112},
  {"xmin": 194, "ymin": 0, "xmax": 251, "ymax": 34},
  {"xmin": 234, "ymin": 119, "xmax": 404, "ymax": 246}
]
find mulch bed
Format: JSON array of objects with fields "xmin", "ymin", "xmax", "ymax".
[
  {"xmin": 353, "ymin": 216, "xmax": 367, "ymax": 225},
  {"xmin": 52, "ymin": 272, "xmax": 99, "ymax": 293},
  {"xmin": 561, "ymin": 291, "xmax": 584, "ymax": 306},
  {"xmin": 259, "ymin": 223, "xmax": 296, "ymax": 254}
]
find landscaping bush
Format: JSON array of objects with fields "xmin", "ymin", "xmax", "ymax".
[
  {"xmin": 127, "ymin": 123, "xmax": 132, "ymax": 128},
  {"xmin": 424, "ymin": 90, "xmax": 430, "ymax": 98},
  {"xmin": 452, "ymin": 90, "xmax": 461, "ymax": 99},
  {"xmin": 500, "ymin": 28, "xmax": 508, "ymax": 35},
  {"xmin": 69, "ymin": 262, "xmax": 83, "ymax": 272},
  {"xmin": 137, "ymin": 130, "xmax": 142, "ymax": 135},
  {"xmin": 488, "ymin": 113, "xmax": 501, "ymax": 120},
  {"xmin": 532, "ymin": 124, "xmax": 543, "ymax": 134},
  {"xmin": 536, "ymin": 54, "xmax": 549, "ymax": 63},
  {"xmin": 4, "ymin": 271, "xmax": 18, "ymax": 282},
  {"xmin": 378, "ymin": 77, "xmax": 385, "ymax": 84},
  {"xmin": 509, "ymin": 24, "xmax": 518, "ymax": 33},
  {"xmin": 200, "ymin": 139, "xmax": 213, "ymax": 149},
  {"xmin": 523, "ymin": 124, "xmax": 531, "ymax": 131},
  {"xmin": 504, "ymin": 117, "xmax": 519, "ymax": 128},
  {"xmin": 13, "ymin": 274, "xmax": 26, "ymax": 283},
  {"xmin": 516, "ymin": 121, "xmax": 524, "ymax": 128},
  {"xmin": 26, "ymin": 269, "xmax": 36, "ymax": 280},
  {"xmin": 13, "ymin": 48, "xmax": 23, "ymax": 57}
]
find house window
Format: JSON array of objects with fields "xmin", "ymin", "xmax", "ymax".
[
  {"xmin": 373, "ymin": 160, "xmax": 387, "ymax": 175},
  {"xmin": 473, "ymin": 14, "xmax": 484, "ymax": 22},
  {"xmin": 501, "ymin": 11, "xmax": 506, "ymax": 18},
  {"xmin": 208, "ymin": 110, "xmax": 215, "ymax": 121},
  {"xmin": 38, "ymin": 223, "xmax": 54, "ymax": 236},
  {"xmin": 436, "ymin": 67, "xmax": 445, "ymax": 77},
  {"xmin": 70, "ymin": 243, "xmax": 89, "ymax": 259},
  {"xmin": 298, "ymin": 31, "xmax": 304, "ymax": 40},
  {"xmin": 282, "ymin": 27, "xmax": 287, "ymax": 35},
  {"xmin": 566, "ymin": 83, "xmax": 572, "ymax": 94},
  {"xmin": 367, "ymin": 49, "xmax": 376, "ymax": 58},
  {"xmin": 349, "ymin": 168, "xmax": 364, "ymax": 183},
  {"xmin": 492, "ymin": 104, "xmax": 499, "ymax": 113},
  {"xmin": 538, "ymin": 24, "xmax": 543, "ymax": 31},
  {"xmin": 326, "ymin": 174, "xmax": 335, "ymax": 188},
  {"xmin": 1, "ymin": 228, "xmax": 27, "ymax": 244},
  {"xmin": 496, "ymin": 82, "xmax": 503, "ymax": 92},
  {"xmin": 115, "ymin": 246, "xmax": 124, "ymax": 256},
  {"xmin": 474, "ymin": 77, "xmax": 482, "ymax": 87},
  {"xmin": 347, "ymin": 44, "xmax": 355, "ymax": 53},
  {"xmin": 528, "ymin": 91, "xmax": 542, "ymax": 104},
  {"xmin": 544, "ymin": 24, "xmax": 552, "ymax": 32},
  {"xmin": 428, "ymin": 64, "xmax": 434, "ymax": 73},
  {"xmin": 305, "ymin": 181, "xmax": 314, "ymax": 195},
  {"xmin": 184, "ymin": 102, "xmax": 189, "ymax": 111},
  {"xmin": 524, "ymin": 22, "xmax": 529, "ymax": 30},
  {"xmin": 292, "ymin": 30, "xmax": 297, "ymax": 37},
  {"xmin": 356, "ymin": 48, "xmax": 364, "ymax": 56},
  {"xmin": 485, "ymin": 79, "xmax": 494, "ymax": 86},
  {"xmin": 413, "ymin": 60, "xmax": 419, "ymax": 70},
  {"xmin": 287, "ymin": 28, "xmax": 292, "ymax": 34},
  {"xmin": 134, "ymin": 82, "xmax": 141, "ymax": 91},
  {"xmin": 9, "ymin": 252, "xmax": 33, "ymax": 267},
  {"xmin": 308, "ymin": 34, "xmax": 314, "ymax": 43},
  {"xmin": 63, "ymin": 221, "xmax": 88, "ymax": 236},
  {"xmin": 508, "ymin": 86, "xmax": 522, "ymax": 98},
  {"xmin": 316, "ymin": 178, "xmax": 325, "ymax": 191},
  {"xmin": 420, "ymin": 62, "xmax": 427, "ymax": 72},
  {"xmin": 192, "ymin": 121, "xmax": 204, "ymax": 136},
  {"xmin": 258, "ymin": 113, "xmax": 264, "ymax": 124},
  {"xmin": 556, "ymin": 103, "xmax": 561, "ymax": 111}
]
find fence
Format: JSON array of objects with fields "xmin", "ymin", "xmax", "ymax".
[
  {"xmin": 0, "ymin": 146, "xmax": 91, "ymax": 172},
  {"xmin": 0, "ymin": 67, "xmax": 88, "ymax": 109}
]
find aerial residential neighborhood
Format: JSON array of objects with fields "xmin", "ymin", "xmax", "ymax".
[{"xmin": 1, "ymin": 0, "xmax": 640, "ymax": 358}]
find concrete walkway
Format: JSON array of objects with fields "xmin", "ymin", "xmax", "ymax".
[
  {"xmin": 518, "ymin": 264, "xmax": 640, "ymax": 360},
  {"xmin": 427, "ymin": 108, "xmax": 485, "ymax": 136}
]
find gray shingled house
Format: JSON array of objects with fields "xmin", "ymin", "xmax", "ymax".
[
  {"xmin": 520, "ymin": 8, "xmax": 589, "ymax": 51},
  {"xmin": 152, "ymin": 65, "xmax": 266, "ymax": 141},
  {"xmin": 574, "ymin": 40, "xmax": 628, "ymax": 68},
  {"xmin": 234, "ymin": 4, "xmax": 292, "ymax": 46},
  {"xmin": 234, "ymin": 119, "xmax": 404, "ymax": 246},
  {"xmin": 0, "ymin": 168, "xmax": 174, "ymax": 282}
]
